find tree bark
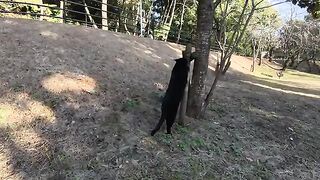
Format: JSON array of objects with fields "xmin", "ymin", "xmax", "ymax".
[
  {"xmin": 221, "ymin": 60, "xmax": 231, "ymax": 74},
  {"xmin": 102, "ymin": 0, "xmax": 108, "ymax": 30},
  {"xmin": 187, "ymin": 0, "xmax": 213, "ymax": 118}
]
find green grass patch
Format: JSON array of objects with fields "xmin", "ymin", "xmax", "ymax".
[{"xmin": 157, "ymin": 133, "xmax": 173, "ymax": 145}]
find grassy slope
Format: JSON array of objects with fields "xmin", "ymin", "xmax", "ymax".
[{"xmin": 0, "ymin": 18, "xmax": 319, "ymax": 179}]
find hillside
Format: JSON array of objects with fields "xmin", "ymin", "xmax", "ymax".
[{"xmin": 0, "ymin": 18, "xmax": 319, "ymax": 179}]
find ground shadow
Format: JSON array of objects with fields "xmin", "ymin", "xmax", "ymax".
[
  {"xmin": 0, "ymin": 17, "xmax": 181, "ymax": 179},
  {"xmin": 0, "ymin": 17, "xmax": 319, "ymax": 179}
]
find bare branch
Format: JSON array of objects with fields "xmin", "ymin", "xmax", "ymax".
[{"xmin": 255, "ymin": 0, "xmax": 289, "ymax": 11}]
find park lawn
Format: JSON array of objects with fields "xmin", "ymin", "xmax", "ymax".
[{"xmin": 0, "ymin": 18, "xmax": 319, "ymax": 179}]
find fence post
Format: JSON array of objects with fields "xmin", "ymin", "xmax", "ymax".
[
  {"xmin": 178, "ymin": 43, "xmax": 193, "ymax": 126},
  {"xmin": 139, "ymin": 0, "xmax": 143, "ymax": 36},
  {"xmin": 61, "ymin": 0, "xmax": 65, "ymax": 23}
]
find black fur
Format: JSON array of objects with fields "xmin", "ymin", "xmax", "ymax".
[{"xmin": 151, "ymin": 58, "xmax": 190, "ymax": 136}]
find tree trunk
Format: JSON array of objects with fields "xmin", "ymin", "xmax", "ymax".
[
  {"xmin": 165, "ymin": 0, "xmax": 176, "ymax": 40},
  {"xmin": 123, "ymin": 14, "xmax": 130, "ymax": 34},
  {"xmin": 258, "ymin": 47, "xmax": 262, "ymax": 66},
  {"xmin": 289, "ymin": 55, "xmax": 296, "ymax": 67},
  {"xmin": 307, "ymin": 60, "xmax": 312, "ymax": 72},
  {"xmin": 268, "ymin": 46, "xmax": 274, "ymax": 62},
  {"xmin": 200, "ymin": 62, "xmax": 220, "ymax": 116},
  {"xmin": 221, "ymin": 60, "xmax": 231, "ymax": 75},
  {"xmin": 83, "ymin": 1, "xmax": 98, "ymax": 28},
  {"xmin": 177, "ymin": 0, "xmax": 187, "ymax": 43},
  {"xmin": 314, "ymin": 60, "xmax": 320, "ymax": 73},
  {"xmin": 102, "ymin": 0, "xmax": 108, "ymax": 30},
  {"xmin": 251, "ymin": 39, "xmax": 256, "ymax": 72},
  {"xmin": 164, "ymin": 0, "xmax": 173, "ymax": 24},
  {"xmin": 117, "ymin": 0, "xmax": 125, "ymax": 33},
  {"xmin": 133, "ymin": 6, "xmax": 137, "ymax": 36},
  {"xmin": 160, "ymin": 2, "xmax": 169, "ymax": 24},
  {"xmin": 187, "ymin": 0, "xmax": 213, "ymax": 118},
  {"xmin": 282, "ymin": 59, "xmax": 290, "ymax": 70}
]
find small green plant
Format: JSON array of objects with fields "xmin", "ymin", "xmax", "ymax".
[
  {"xmin": 158, "ymin": 133, "xmax": 173, "ymax": 145},
  {"xmin": 177, "ymin": 141, "xmax": 188, "ymax": 151},
  {"xmin": 190, "ymin": 137, "xmax": 206, "ymax": 150},
  {"xmin": 122, "ymin": 98, "xmax": 140, "ymax": 111},
  {"xmin": 177, "ymin": 136, "xmax": 208, "ymax": 152},
  {"xmin": 176, "ymin": 125, "xmax": 189, "ymax": 134}
]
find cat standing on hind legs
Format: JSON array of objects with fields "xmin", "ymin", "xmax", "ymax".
[{"xmin": 151, "ymin": 57, "xmax": 194, "ymax": 136}]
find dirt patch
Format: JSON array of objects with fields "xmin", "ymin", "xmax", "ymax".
[{"xmin": 0, "ymin": 17, "xmax": 319, "ymax": 179}]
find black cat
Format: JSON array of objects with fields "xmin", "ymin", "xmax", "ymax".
[{"xmin": 151, "ymin": 57, "xmax": 193, "ymax": 136}]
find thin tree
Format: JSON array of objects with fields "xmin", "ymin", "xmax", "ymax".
[
  {"xmin": 165, "ymin": 0, "xmax": 177, "ymax": 40},
  {"xmin": 83, "ymin": 0, "xmax": 98, "ymax": 28},
  {"xmin": 200, "ymin": 0, "xmax": 264, "ymax": 116},
  {"xmin": 176, "ymin": 0, "xmax": 188, "ymax": 43}
]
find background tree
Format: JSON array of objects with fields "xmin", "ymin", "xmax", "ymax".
[
  {"xmin": 247, "ymin": 6, "xmax": 281, "ymax": 71},
  {"xmin": 288, "ymin": 0, "xmax": 320, "ymax": 18},
  {"xmin": 279, "ymin": 19, "xmax": 320, "ymax": 72}
]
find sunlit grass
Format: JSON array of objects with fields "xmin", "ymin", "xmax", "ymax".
[
  {"xmin": 250, "ymin": 62, "xmax": 320, "ymax": 91},
  {"xmin": 41, "ymin": 73, "xmax": 96, "ymax": 94},
  {"xmin": 0, "ymin": 108, "xmax": 9, "ymax": 124}
]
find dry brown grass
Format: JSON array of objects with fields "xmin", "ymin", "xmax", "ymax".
[
  {"xmin": 0, "ymin": 17, "xmax": 319, "ymax": 180},
  {"xmin": 41, "ymin": 73, "xmax": 96, "ymax": 94}
]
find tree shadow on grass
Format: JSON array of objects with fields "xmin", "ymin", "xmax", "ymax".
[
  {"xmin": 204, "ymin": 67, "xmax": 320, "ymax": 178},
  {"xmin": 1, "ymin": 17, "xmax": 319, "ymax": 179},
  {"xmin": 0, "ymin": 17, "xmax": 183, "ymax": 179}
]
